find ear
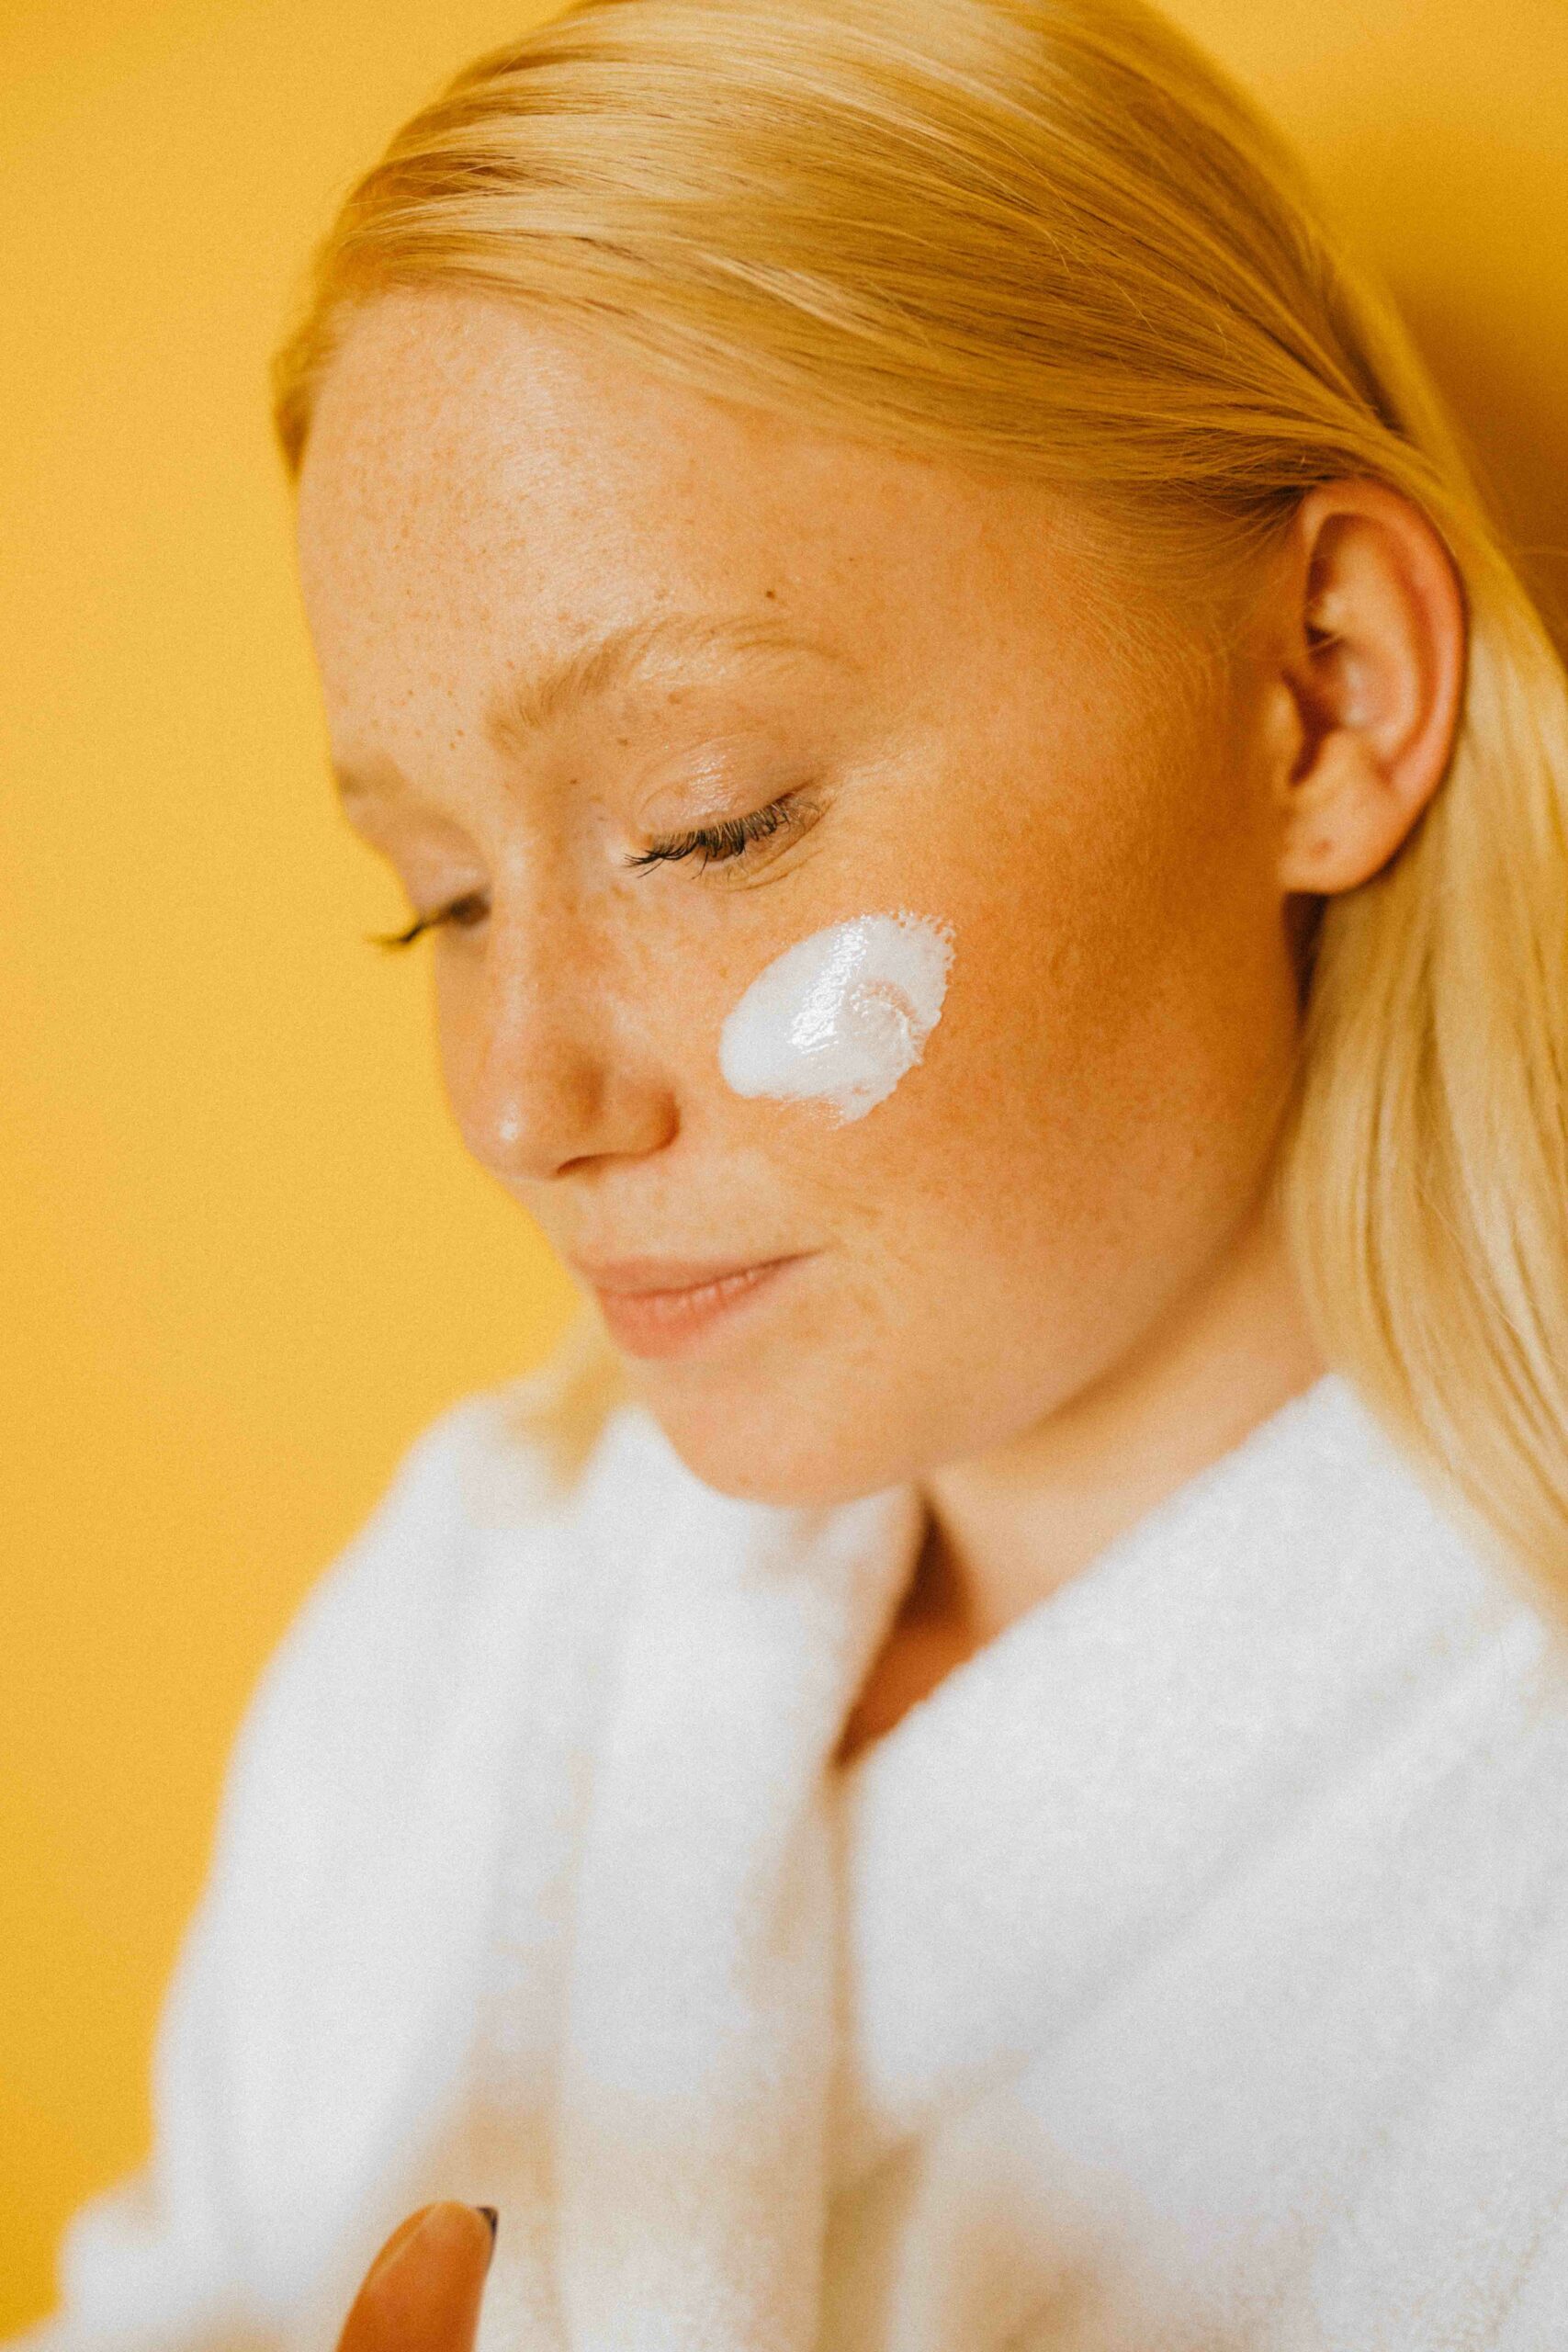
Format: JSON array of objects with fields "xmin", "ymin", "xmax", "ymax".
[{"xmin": 1257, "ymin": 480, "xmax": 1468, "ymax": 894}]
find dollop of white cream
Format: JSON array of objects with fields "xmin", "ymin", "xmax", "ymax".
[{"xmin": 718, "ymin": 910, "xmax": 955, "ymax": 1124}]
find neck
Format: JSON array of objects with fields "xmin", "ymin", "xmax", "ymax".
[{"xmin": 918, "ymin": 1189, "xmax": 1328, "ymax": 1647}]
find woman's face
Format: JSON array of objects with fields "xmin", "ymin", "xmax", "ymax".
[{"xmin": 296, "ymin": 289, "xmax": 1303, "ymax": 1506}]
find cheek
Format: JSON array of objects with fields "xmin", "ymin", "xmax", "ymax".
[
  {"xmin": 908, "ymin": 801, "xmax": 1292, "ymax": 1326},
  {"xmin": 717, "ymin": 910, "xmax": 956, "ymax": 1125},
  {"xmin": 696, "ymin": 889, "xmax": 1041, "ymax": 1303},
  {"xmin": 777, "ymin": 794, "xmax": 1242, "ymax": 1269},
  {"xmin": 427, "ymin": 966, "xmax": 496, "ymax": 1159}
]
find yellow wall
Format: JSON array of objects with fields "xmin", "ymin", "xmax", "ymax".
[{"xmin": 4, "ymin": 0, "xmax": 1565, "ymax": 2325}]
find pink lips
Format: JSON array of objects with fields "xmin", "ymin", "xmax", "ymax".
[{"xmin": 573, "ymin": 1253, "xmax": 807, "ymax": 1359}]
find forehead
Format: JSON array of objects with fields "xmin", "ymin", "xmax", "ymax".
[
  {"xmin": 294, "ymin": 292, "xmax": 1104, "ymax": 669},
  {"xmin": 302, "ymin": 293, "xmax": 952, "ymax": 608}
]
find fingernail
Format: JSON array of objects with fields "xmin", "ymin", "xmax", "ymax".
[
  {"xmin": 476, "ymin": 2207, "xmax": 499, "ymax": 2264},
  {"xmin": 364, "ymin": 2204, "xmax": 439, "ymax": 2290}
]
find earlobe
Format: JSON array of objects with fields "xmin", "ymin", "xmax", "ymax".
[{"xmin": 1269, "ymin": 482, "xmax": 1467, "ymax": 898}]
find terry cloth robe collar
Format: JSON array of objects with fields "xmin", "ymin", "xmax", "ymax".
[
  {"xmin": 548, "ymin": 1401, "xmax": 926, "ymax": 2352},
  {"xmin": 535, "ymin": 1365, "xmax": 1463, "ymax": 2348},
  {"xmin": 387, "ymin": 1364, "xmax": 1547, "ymax": 2352},
  {"xmin": 817, "ymin": 1370, "xmax": 1561, "ymax": 2350}
]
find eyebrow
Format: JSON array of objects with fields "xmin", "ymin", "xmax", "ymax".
[{"xmin": 331, "ymin": 612, "xmax": 851, "ymax": 803}]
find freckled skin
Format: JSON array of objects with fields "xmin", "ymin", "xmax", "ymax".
[{"xmin": 295, "ymin": 286, "xmax": 1326, "ymax": 1596}]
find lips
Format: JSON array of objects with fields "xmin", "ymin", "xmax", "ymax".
[
  {"xmin": 571, "ymin": 1251, "xmax": 807, "ymax": 1359},
  {"xmin": 569, "ymin": 1251, "xmax": 800, "ymax": 1296}
]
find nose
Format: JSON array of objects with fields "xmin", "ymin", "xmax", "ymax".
[{"xmin": 439, "ymin": 891, "xmax": 678, "ymax": 1184}]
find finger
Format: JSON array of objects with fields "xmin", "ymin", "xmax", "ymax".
[{"xmin": 335, "ymin": 2201, "xmax": 499, "ymax": 2352}]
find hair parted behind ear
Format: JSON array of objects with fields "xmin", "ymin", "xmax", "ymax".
[{"xmin": 273, "ymin": 0, "xmax": 1568, "ymax": 1629}]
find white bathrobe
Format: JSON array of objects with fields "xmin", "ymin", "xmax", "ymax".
[{"xmin": 16, "ymin": 1366, "xmax": 1568, "ymax": 2352}]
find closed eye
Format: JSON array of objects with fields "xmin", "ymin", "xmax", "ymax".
[
  {"xmin": 625, "ymin": 787, "xmax": 820, "ymax": 874},
  {"xmin": 367, "ymin": 889, "xmax": 489, "ymax": 951},
  {"xmin": 365, "ymin": 786, "xmax": 822, "ymax": 950}
]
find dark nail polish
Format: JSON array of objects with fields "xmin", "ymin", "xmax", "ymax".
[{"xmin": 476, "ymin": 2205, "xmax": 500, "ymax": 2245}]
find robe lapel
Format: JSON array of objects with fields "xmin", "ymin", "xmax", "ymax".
[
  {"xmin": 553, "ymin": 1408, "xmax": 923, "ymax": 2352},
  {"xmin": 824, "ymin": 1373, "xmax": 1522, "ymax": 2199}
]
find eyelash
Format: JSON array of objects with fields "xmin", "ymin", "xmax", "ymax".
[
  {"xmin": 367, "ymin": 790, "xmax": 815, "ymax": 950},
  {"xmin": 624, "ymin": 788, "xmax": 812, "ymax": 875},
  {"xmin": 367, "ymin": 891, "xmax": 489, "ymax": 953}
]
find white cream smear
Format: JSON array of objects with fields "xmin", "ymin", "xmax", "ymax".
[{"xmin": 718, "ymin": 910, "xmax": 955, "ymax": 1124}]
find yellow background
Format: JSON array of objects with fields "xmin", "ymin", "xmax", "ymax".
[{"xmin": 4, "ymin": 0, "xmax": 1565, "ymax": 2326}]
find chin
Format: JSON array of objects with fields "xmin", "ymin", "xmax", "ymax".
[{"xmin": 635, "ymin": 1381, "xmax": 902, "ymax": 1512}]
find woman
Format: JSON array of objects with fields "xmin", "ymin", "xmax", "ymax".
[{"xmin": 20, "ymin": 0, "xmax": 1568, "ymax": 2346}]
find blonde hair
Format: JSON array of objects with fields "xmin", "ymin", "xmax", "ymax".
[{"xmin": 274, "ymin": 0, "xmax": 1568, "ymax": 1621}]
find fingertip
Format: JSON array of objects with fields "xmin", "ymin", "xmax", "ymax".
[{"xmin": 337, "ymin": 2201, "xmax": 496, "ymax": 2352}]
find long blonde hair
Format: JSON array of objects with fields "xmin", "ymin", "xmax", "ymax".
[{"xmin": 274, "ymin": 0, "xmax": 1568, "ymax": 1622}]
